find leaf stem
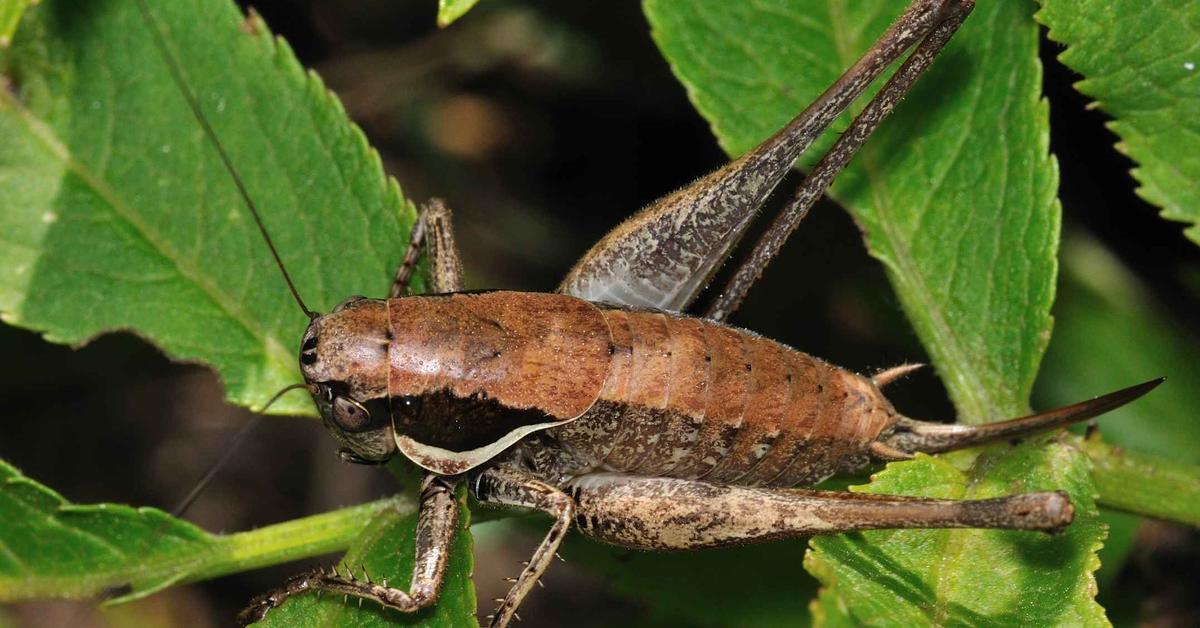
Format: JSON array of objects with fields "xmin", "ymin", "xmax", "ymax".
[
  {"xmin": 101, "ymin": 496, "xmax": 417, "ymax": 604},
  {"xmin": 1079, "ymin": 435, "xmax": 1200, "ymax": 527},
  {"xmin": 185, "ymin": 497, "xmax": 415, "ymax": 584}
]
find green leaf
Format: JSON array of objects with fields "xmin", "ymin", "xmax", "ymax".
[
  {"xmin": 645, "ymin": 0, "xmax": 1059, "ymax": 424},
  {"xmin": 437, "ymin": 0, "xmax": 482, "ymax": 28},
  {"xmin": 0, "ymin": 0, "xmax": 419, "ymax": 415},
  {"xmin": 1079, "ymin": 436, "xmax": 1200, "ymax": 528},
  {"xmin": 255, "ymin": 486, "xmax": 476, "ymax": 628},
  {"xmin": 810, "ymin": 586, "xmax": 856, "ymax": 628},
  {"xmin": 1037, "ymin": 0, "xmax": 1200, "ymax": 244},
  {"xmin": 1092, "ymin": 509, "xmax": 1139, "ymax": 589},
  {"xmin": 0, "ymin": 2, "xmax": 477, "ymax": 624},
  {"xmin": 0, "ymin": 0, "xmax": 33, "ymax": 47},
  {"xmin": 645, "ymin": 1, "xmax": 1103, "ymax": 624},
  {"xmin": 0, "ymin": 457, "xmax": 214, "ymax": 601},
  {"xmin": 1038, "ymin": 237, "xmax": 1200, "ymax": 466},
  {"xmin": 561, "ymin": 535, "xmax": 816, "ymax": 628},
  {"xmin": 0, "ymin": 458, "xmax": 398, "ymax": 603},
  {"xmin": 1037, "ymin": 236, "xmax": 1200, "ymax": 588},
  {"xmin": 806, "ymin": 442, "xmax": 1105, "ymax": 626}
]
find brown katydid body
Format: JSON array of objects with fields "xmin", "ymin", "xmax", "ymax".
[
  {"xmin": 302, "ymin": 288, "xmax": 1154, "ymax": 505},
  {"xmin": 133, "ymin": 0, "xmax": 1162, "ymax": 625},
  {"xmin": 308, "ymin": 291, "xmax": 904, "ymax": 484}
]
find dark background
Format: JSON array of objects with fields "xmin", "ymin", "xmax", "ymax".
[{"xmin": 3, "ymin": 0, "xmax": 1198, "ymax": 626}]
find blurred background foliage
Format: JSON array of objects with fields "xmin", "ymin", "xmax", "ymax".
[{"xmin": 0, "ymin": 0, "xmax": 1197, "ymax": 626}]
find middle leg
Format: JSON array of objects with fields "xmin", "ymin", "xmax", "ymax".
[{"xmin": 470, "ymin": 464, "xmax": 576, "ymax": 628}]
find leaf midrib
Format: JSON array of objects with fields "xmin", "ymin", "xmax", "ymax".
[
  {"xmin": 828, "ymin": 0, "xmax": 1000, "ymax": 424},
  {"xmin": 826, "ymin": 1, "xmax": 1014, "ymax": 618},
  {"xmin": 0, "ymin": 482, "xmax": 217, "ymax": 599},
  {"xmin": 0, "ymin": 89, "xmax": 296, "ymax": 388},
  {"xmin": 929, "ymin": 456, "xmax": 987, "ymax": 625}
]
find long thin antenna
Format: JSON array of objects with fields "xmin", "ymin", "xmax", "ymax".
[
  {"xmin": 77, "ymin": 383, "xmax": 308, "ymax": 620},
  {"xmin": 171, "ymin": 383, "xmax": 308, "ymax": 518},
  {"xmin": 133, "ymin": 0, "xmax": 318, "ymax": 320}
]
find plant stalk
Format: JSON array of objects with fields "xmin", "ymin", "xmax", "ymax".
[
  {"xmin": 107, "ymin": 496, "xmax": 414, "ymax": 604},
  {"xmin": 1078, "ymin": 435, "xmax": 1200, "ymax": 527}
]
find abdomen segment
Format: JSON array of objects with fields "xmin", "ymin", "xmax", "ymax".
[{"xmin": 556, "ymin": 308, "xmax": 899, "ymax": 488}]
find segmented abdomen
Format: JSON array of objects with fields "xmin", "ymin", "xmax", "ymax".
[{"xmin": 553, "ymin": 308, "xmax": 898, "ymax": 488}]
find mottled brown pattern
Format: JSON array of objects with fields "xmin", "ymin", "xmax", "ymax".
[
  {"xmin": 549, "ymin": 400, "xmax": 622, "ymax": 470},
  {"xmin": 563, "ymin": 473, "xmax": 1073, "ymax": 552},
  {"xmin": 556, "ymin": 306, "xmax": 900, "ymax": 488},
  {"xmin": 655, "ymin": 320, "xmax": 750, "ymax": 479},
  {"xmin": 600, "ymin": 311, "xmax": 673, "ymax": 468},
  {"xmin": 633, "ymin": 316, "xmax": 710, "ymax": 474},
  {"xmin": 386, "ymin": 292, "xmax": 613, "ymax": 420},
  {"xmin": 704, "ymin": 334, "xmax": 792, "ymax": 483},
  {"xmin": 550, "ymin": 312, "xmax": 637, "ymax": 463},
  {"xmin": 772, "ymin": 371, "xmax": 893, "ymax": 486},
  {"xmin": 311, "ymin": 292, "xmax": 903, "ymax": 488}
]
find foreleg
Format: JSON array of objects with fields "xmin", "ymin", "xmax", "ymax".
[
  {"xmin": 391, "ymin": 198, "xmax": 464, "ymax": 296},
  {"xmin": 565, "ymin": 472, "xmax": 1071, "ymax": 551},
  {"xmin": 237, "ymin": 474, "xmax": 460, "ymax": 625}
]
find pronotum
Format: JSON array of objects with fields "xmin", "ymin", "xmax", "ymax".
[{"xmin": 123, "ymin": 0, "xmax": 1162, "ymax": 626}]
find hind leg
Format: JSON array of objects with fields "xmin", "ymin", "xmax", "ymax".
[
  {"xmin": 559, "ymin": 0, "xmax": 972, "ymax": 316},
  {"xmin": 704, "ymin": 0, "xmax": 973, "ymax": 321},
  {"xmin": 563, "ymin": 472, "xmax": 1071, "ymax": 551}
]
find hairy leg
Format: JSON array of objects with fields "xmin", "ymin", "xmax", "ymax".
[
  {"xmin": 237, "ymin": 474, "xmax": 460, "ymax": 624},
  {"xmin": 470, "ymin": 464, "xmax": 575, "ymax": 628},
  {"xmin": 559, "ymin": 0, "xmax": 968, "ymax": 314},
  {"xmin": 705, "ymin": 0, "xmax": 973, "ymax": 321},
  {"xmin": 564, "ymin": 472, "xmax": 1071, "ymax": 551},
  {"xmin": 391, "ymin": 198, "xmax": 464, "ymax": 296}
]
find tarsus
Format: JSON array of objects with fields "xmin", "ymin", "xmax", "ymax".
[{"xmin": 133, "ymin": 0, "xmax": 317, "ymax": 319}]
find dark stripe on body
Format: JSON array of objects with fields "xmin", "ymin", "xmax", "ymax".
[{"xmin": 392, "ymin": 389, "xmax": 555, "ymax": 452}]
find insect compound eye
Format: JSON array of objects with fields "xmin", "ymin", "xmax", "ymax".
[{"xmin": 332, "ymin": 396, "xmax": 374, "ymax": 433}]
